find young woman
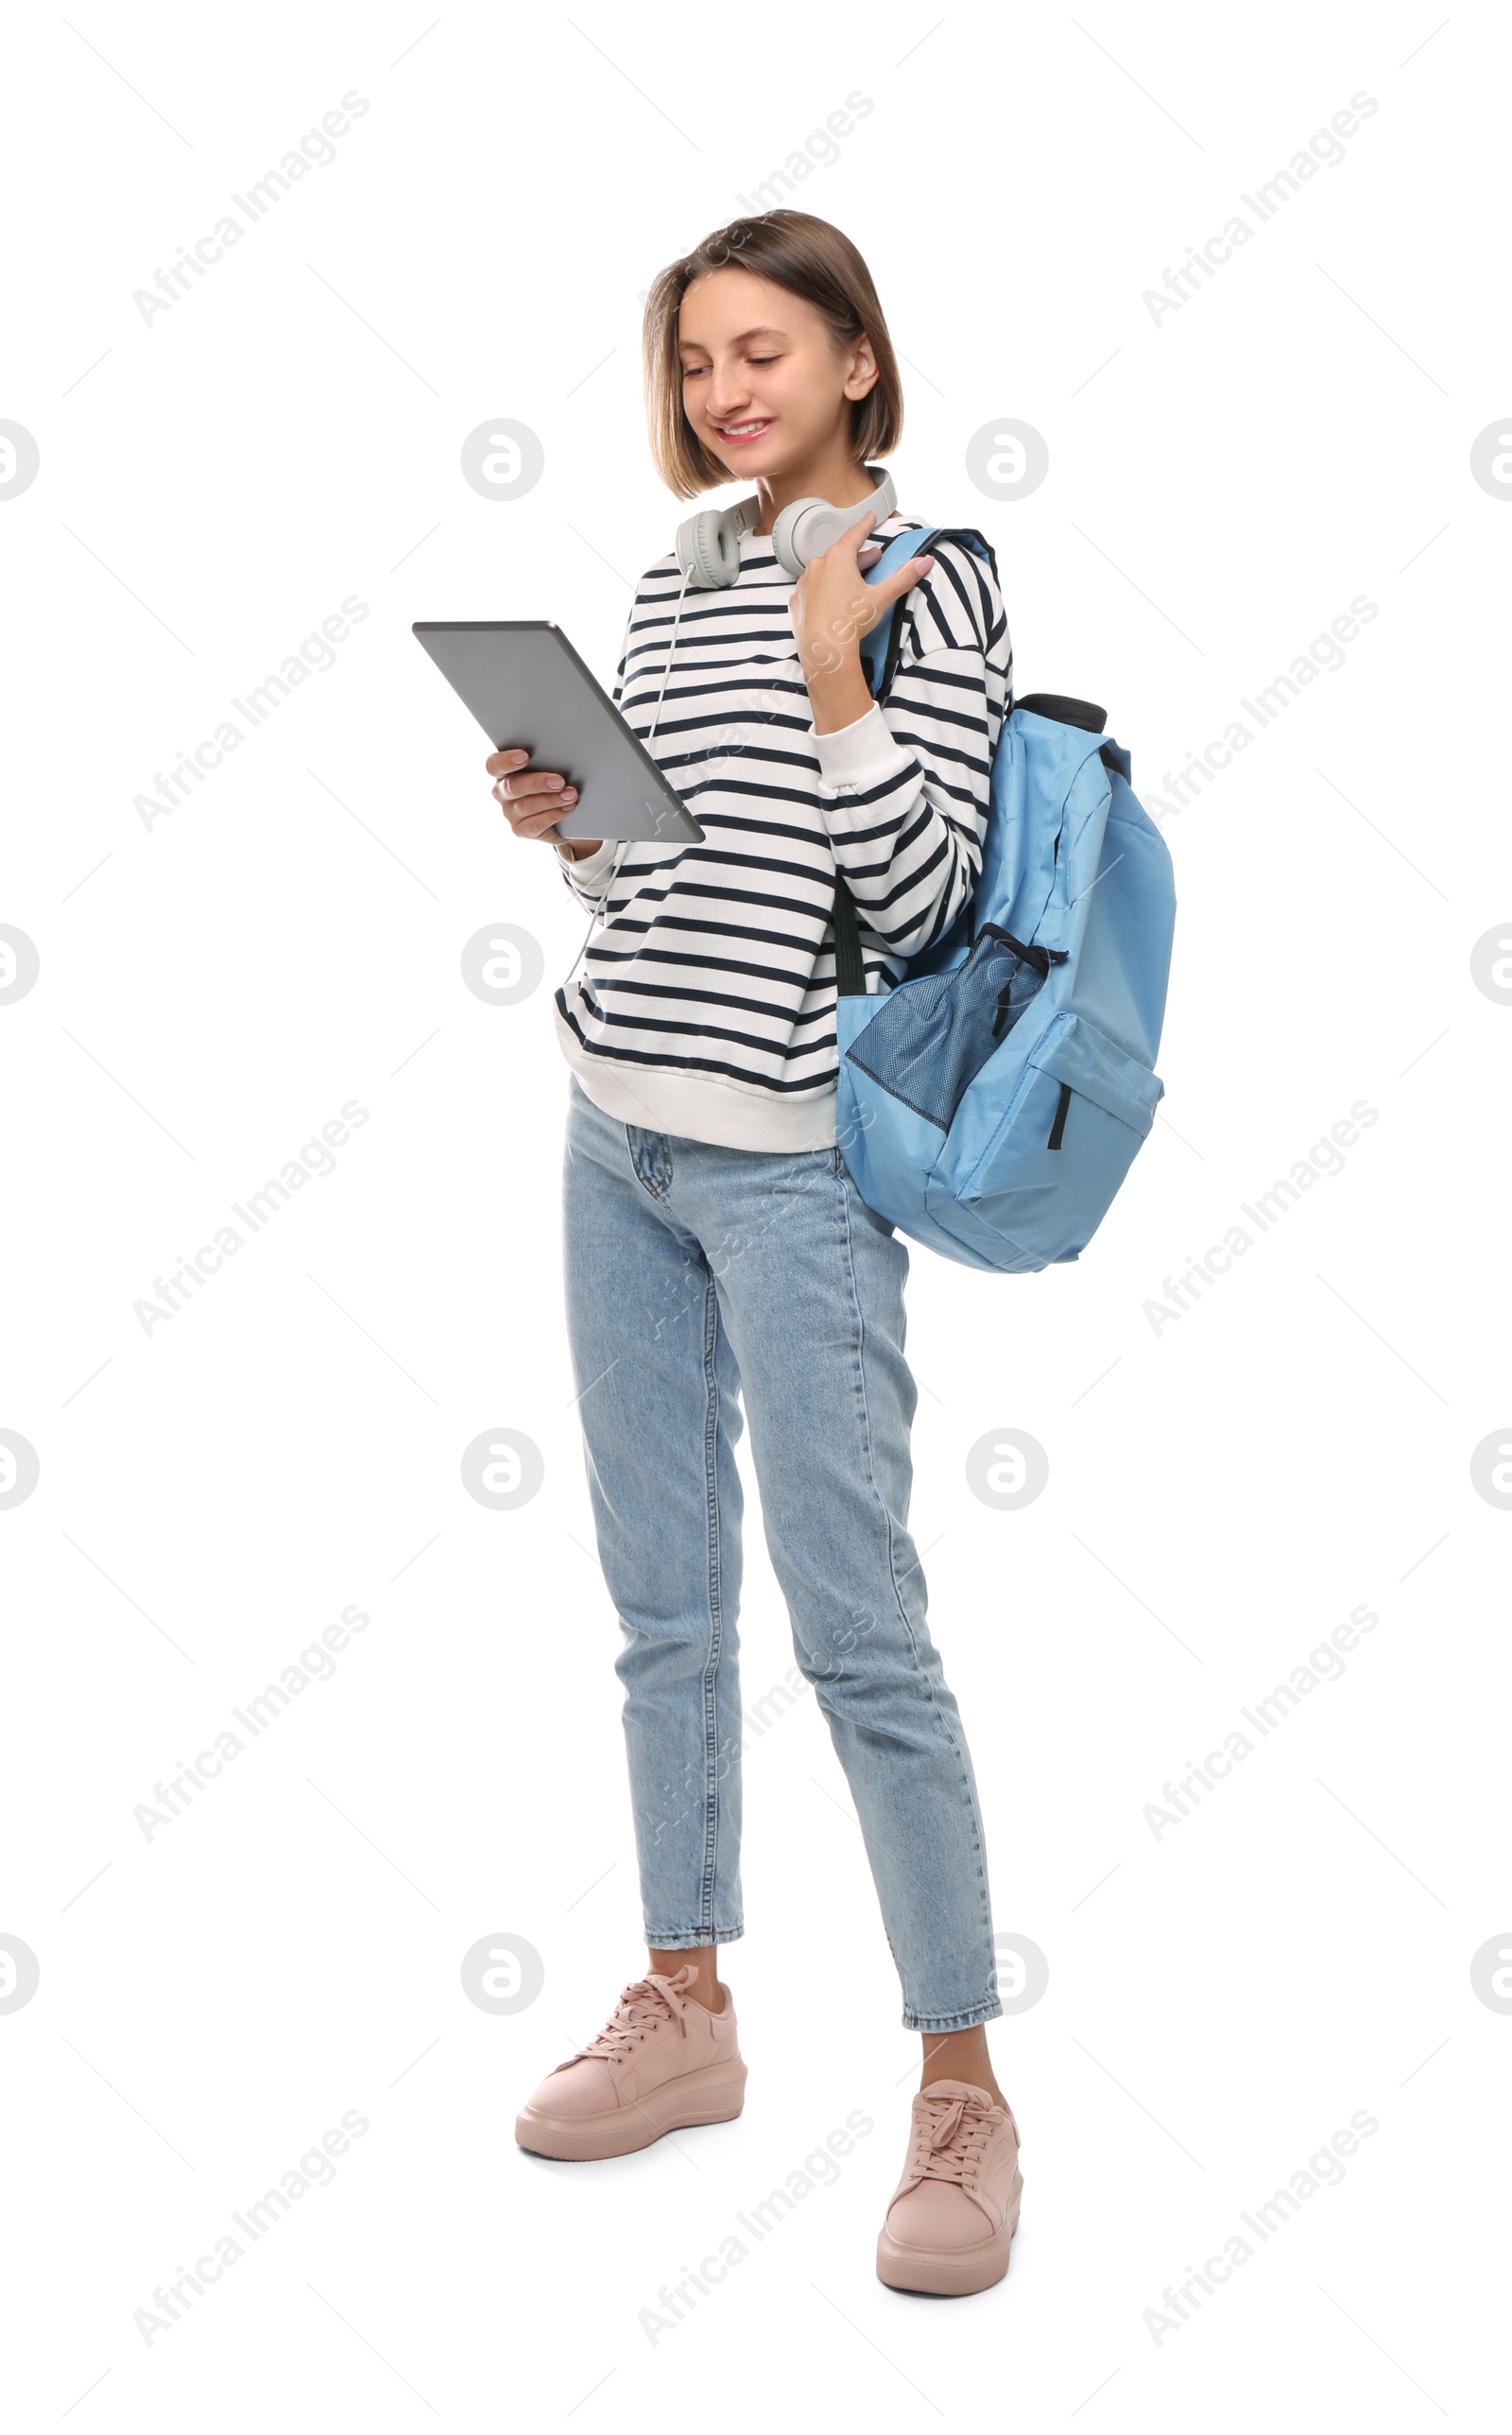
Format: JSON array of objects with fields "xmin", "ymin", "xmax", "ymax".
[{"xmin": 490, "ymin": 211, "xmax": 1022, "ymax": 2297}]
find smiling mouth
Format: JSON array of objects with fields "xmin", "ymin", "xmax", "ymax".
[{"xmin": 713, "ymin": 419, "xmax": 773, "ymax": 441}]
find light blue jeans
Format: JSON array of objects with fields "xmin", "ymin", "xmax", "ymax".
[{"xmin": 561, "ymin": 1072, "xmax": 1002, "ymax": 2032}]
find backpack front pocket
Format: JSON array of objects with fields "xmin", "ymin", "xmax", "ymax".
[
  {"xmin": 841, "ymin": 924, "xmax": 1050, "ymax": 1131},
  {"xmin": 939, "ymin": 1010, "xmax": 1163, "ymax": 1268}
]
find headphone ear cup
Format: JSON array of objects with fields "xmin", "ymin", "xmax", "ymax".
[
  {"xmin": 677, "ymin": 508, "xmax": 741, "ymax": 589},
  {"xmin": 770, "ymin": 496, "xmax": 828, "ymax": 581},
  {"xmin": 771, "ymin": 468, "xmax": 900, "ymax": 579}
]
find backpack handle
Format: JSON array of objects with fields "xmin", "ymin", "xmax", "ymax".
[{"xmin": 1015, "ymin": 692, "xmax": 1107, "ymax": 734}]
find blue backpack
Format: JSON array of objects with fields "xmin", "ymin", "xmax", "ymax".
[{"xmin": 833, "ymin": 525, "xmax": 1177, "ymax": 1273}]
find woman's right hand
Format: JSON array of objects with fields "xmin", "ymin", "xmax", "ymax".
[{"xmin": 486, "ymin": 748, "xmax": 604, "ymax": 859}]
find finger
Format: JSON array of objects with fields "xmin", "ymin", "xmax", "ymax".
[
  {"xmin": 520, "ymin": 803, "xmax": 574, "ymax": 834},
  {"xmin": 496, "ymin": 782, "xmax": 576, "ymax": 818},
  {"xmin": 873, "ymin": 553, "xmax": 935, "ymax": 606},
  {"xmin": 493, "ymin": 768, "xmax": 566, "ymax": 802},
  {"xmin": 485, "ymin": 748, "xmax": 532, "ymax": 777},
  {"xmin": 830, "ymin": 507, "xmax": 877, "ymax": 561}
]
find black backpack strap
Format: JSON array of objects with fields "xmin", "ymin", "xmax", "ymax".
[{"xmin": 833, "ymin": 879, "xmax": 868, "ymax": 997}]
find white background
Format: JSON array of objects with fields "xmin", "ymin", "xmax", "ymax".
[{"xmin": 3, "ymin": 1, "xmax": 1507, "ymax": 2425}]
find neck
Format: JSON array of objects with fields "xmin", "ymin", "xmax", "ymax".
[{"xmin": 749, "ymin": 457, "xmax": 881, "ymax": 538}]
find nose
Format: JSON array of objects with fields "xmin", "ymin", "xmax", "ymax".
[{"xmin": 705, "ymin": 371, "xmax": 752, "ymax": 423}]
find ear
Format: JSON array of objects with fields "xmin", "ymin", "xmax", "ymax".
[{"xmin": 845, "ymin": 331, "xmax": 880, "ymax": 401}]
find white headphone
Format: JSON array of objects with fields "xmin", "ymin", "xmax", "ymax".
[{"xmin": 675, "ymin": 462, "xmax": 898, "ymax": 588}]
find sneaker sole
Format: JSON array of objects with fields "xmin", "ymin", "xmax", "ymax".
[
  {"xmin": 875, "ymin": 2175, "xmax": 1022, "ymax": 2297},
  {"xmin": 514, "ymin": 2056, "xmax": 747, "ymax": 2161}
]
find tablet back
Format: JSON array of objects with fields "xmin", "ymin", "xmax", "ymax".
[{"xmin": 412, "ymin": 620, "xmax": 703, "ymax": 842}]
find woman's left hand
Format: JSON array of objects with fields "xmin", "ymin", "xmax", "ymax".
[{"xmin": 786, "ymin": 509, "xmax": 935, "ymax": 684}]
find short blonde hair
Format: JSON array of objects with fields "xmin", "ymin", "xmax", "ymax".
[{"xmin": 644, "ymin": 210, "xmax": 904, "ymax": 501}]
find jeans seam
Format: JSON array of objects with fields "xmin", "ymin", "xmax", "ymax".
[
  {"xmin": 833, "ymin": 1159, "xmax": 998, "ymax": 2014},
  {"xmin": 644, "ymin": 1925, "xmax": 745, "ymax": 1947},
  {"xmin": 904, "ymin": 1999, "xmax": 1005, "ymax": 2032},
  {"xmin": 697, "ymin": 1264, "xmax": 725, "ymax": 1940},
  {"xmin": 625, "ymin": 1121, "xmax": 673, "ymax": 1200}
]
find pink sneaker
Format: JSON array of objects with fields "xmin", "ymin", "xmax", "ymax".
[
  {"xmin": 876, "ymin": 2081, "xmax": 1023, "ymax": 2295},
  {"xmin": 514, "ymin": 1965, "xmax": 747, "ymax": 2161}
]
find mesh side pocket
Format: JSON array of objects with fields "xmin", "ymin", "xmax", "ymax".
[{"xmin": 844, "ymin": 924, "xmax": 1048, "ymax": 1131}]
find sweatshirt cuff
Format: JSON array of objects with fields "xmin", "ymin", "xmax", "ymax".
[
  {"xmin": 811, "ymin": 699, "xmax": 916, "ymax": 793},
  {"xmin": 557, "ymin": 837, "xmax": 617, "ymax": 884}
]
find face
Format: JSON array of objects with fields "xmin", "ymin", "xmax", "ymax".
[{"xmin": 676, "ymin": 265, "xmax": 877, "ymax": 483}]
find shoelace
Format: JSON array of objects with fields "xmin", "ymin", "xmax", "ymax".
[
  {"xmin": 573, "ymin": 1968, "xmax": 693, "ymax": 2066},
  {"xmin": 909, "ymin": 2090, "xmax": 999, "ymax": 2187}
]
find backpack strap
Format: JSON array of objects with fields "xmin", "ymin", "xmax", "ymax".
[
  {"xmin": 833, "ymin": 527, "xmax": 998, "ymax": 995},
  {"xmin": 858, "ymin": 526, "xmax": 998, "ymax": 701}
]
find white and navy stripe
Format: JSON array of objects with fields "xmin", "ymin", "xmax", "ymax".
[{"xmin": 552, "ymin": 512, "xmax": 1012, "ymax": 1150}]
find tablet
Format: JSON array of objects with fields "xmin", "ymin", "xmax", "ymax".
[{"xmin": 412, "ymin": 620, "xmax": 704, "ymax": 843}]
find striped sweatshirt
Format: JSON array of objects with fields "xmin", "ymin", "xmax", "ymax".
[{"xmin": 552, "ymin": 509, "xmax": 1013, "ymax": 1151}]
